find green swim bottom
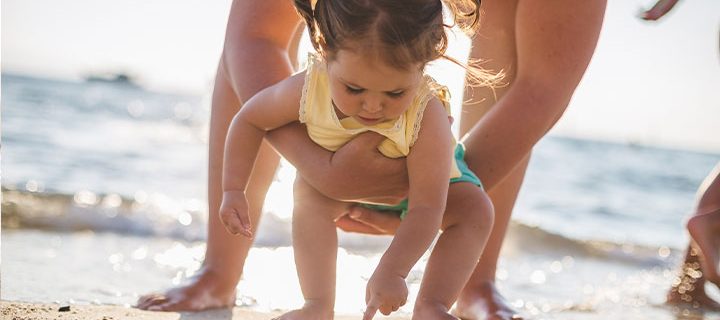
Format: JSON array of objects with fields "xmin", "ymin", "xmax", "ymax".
[{"xmin": 358, "ymin": 144, "xmax": 482, "ymax": 219}]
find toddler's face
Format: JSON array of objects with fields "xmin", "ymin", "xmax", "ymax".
[{"xmin": 327, "ymin": 49, "xmax": 422, "ymax": 126}]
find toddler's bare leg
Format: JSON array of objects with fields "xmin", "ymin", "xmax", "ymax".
[
  {"xmin": 413, "ymin": 183, "xmax": 494, "ymax": 319},
  {"xmin": 453, "ymin": 157, "xmax": 528, "ymax": 320},
  {"xmin": 274, "ymin": 177, "xmax": 349, "ymax": 320}
]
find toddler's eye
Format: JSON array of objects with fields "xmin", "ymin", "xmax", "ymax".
[
  {"xmin": 345, "ymin": 86, "xmax": 364, "ymax": 95},
  {"xmin": 386, "ymin": 91, "xmax": 405, "ymax": 98}
]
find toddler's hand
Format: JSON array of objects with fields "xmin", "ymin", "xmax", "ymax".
[
  {"xmin": 362, "ymin": 271, "xmax": 408, "ymax": 319},
  {"xmin": 219, "ymin": 190, "xmax": 252, "ymax": 237}
]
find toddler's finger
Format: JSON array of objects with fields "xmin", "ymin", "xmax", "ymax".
[
  {"xmin": 235, "ymin": 209, "xmax": 253, "ymax": 238},
  {"xmin": 363, "ymin": 296, "xmax": 380, "ymax": 320},
  {"xmin": 218, "ymin": 209, "xmax": 240, "ymax": 235}
]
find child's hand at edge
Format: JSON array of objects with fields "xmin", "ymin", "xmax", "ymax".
[
  {"xmin": 219, "ymin": 190, "xmax": 253, "ymax": 237},
  {"xmin": 363, "ymin": 270, "xmax": 408, "ymax": 319}
]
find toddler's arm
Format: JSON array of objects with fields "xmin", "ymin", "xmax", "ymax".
[
  {"xmin": 219, "ymin": 73, "xmax": 305, "ymax": 236},
  {"xmin": 364, "ymin": 98, "xmax": 454, "ymax": 317}
]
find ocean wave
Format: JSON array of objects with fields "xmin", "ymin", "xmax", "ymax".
[
  {"xmin": 2, "ymin": 188, "xmax": 679, "ymax": 265},
  {"xmin": 1, "ymin": 187, "xmax": 207, "ymax": 241},
  {"xmin": 504, "ymin": 221, "xmax": 677, "ymax": 267}
]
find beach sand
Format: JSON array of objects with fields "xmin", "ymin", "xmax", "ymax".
[{"xmin": 0, "ymin": 301, "xmax": 410, "ymax": 320}]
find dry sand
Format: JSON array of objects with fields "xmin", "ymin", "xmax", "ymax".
[{"xmin": 0, "ymin": 301, "xmax": 410, "ymax": 320}]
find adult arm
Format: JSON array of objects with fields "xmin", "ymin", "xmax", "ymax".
[
  {"xmin": 641, "ymin": 0, "xmax": 680, "ymax": 21},
  {"xmin": 267, "ymin": 125, "xmax": 408, "ymax": 203},
  {"xmin": 462, "ymin": 0, "xmax": 607, "ymax": 191},
  {"xmin": 222, "ymin": 1, "xmax": 301, "ymax": 101}
]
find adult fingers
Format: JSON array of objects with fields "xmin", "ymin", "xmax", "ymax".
[
  {"xmin": 348, "ymin": 131, "xmax": 387, "ymax": 149},
  {"xmin": 349, "ymin": 206, "xmax": 401, "ymax": 234},
  {"xmin": 335, "ymin": 215, "xmax": 386, "ymax": 235}
]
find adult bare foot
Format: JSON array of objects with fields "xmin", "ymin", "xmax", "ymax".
[
  {"xmin": 453, "ymin": 281, "xmax": 523, "ymax": 320},
  {"xmin": 687, "ymin": 209, "xmax": 720, "ymax": 287},
  {"xmin": 136, "ymin": 267, "xmax": 237, "ymax": 311},
  {"xmin": 666, "ymin": 246, "xmax": 720, "ymax": 311}
]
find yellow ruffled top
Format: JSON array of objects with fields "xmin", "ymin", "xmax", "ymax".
[{"xmin": 299, "ymin": 54, "xmax": 461, "ymax": 178}]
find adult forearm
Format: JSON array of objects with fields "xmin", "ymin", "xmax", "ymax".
[
  {"xmin": 462, "ymin": 81, "xmax": 568, "ymax": 190},
  {"xmin": 223, "ymin": 42, "xmax": 295, "ymax": 103},
  {"xmin": 267, "ymin": 124, "xmax": 408, "ymax": 202},
  {"xmin": 324, "ymin": 145, "xmax": 408, "ymax": 201},
  {"xmin": 221, "ymin": 1, "xmax": 299, "ymax": 102},
  {"xmin": 463, "ymin": 0, "xmax": 606, "ymax": 191}
]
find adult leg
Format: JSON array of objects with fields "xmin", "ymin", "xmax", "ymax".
[
  {"xmin": 137, "ymin": 0, "xmax": 301, "ymax": 311},
  {"xmin": 453, "ymin": 1, "xmax": 525, "ymax": 319},
  {"xmin": 688, "ymin": 209, "xmax": 720, "ymax": 287},
  {"xmin": 455, "ymin": 0, "xmax": 606, "ymax": 319},
  {"xmin": 275, "ymin": 177, "xmax": 349, "ymax": 320},
  {"xmin": 666, "ymin": 246, "xmax": 720, "ymax": 311},
  {"xmin": 687, "ymin": 163, "xmax": 720, "ymax": 287},
  {"xmin": 453, "ymin": 158, "xmax": 529, "ymax": 320},
  {"xmin": 413, "ymin": 183, "xmax": 494, "ymax": 319},
  {"xmin": 668, "ymin": 163, "xmax": 720, "ymax": 310}
]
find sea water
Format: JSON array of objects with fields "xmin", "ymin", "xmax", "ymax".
[{"xmin": 2, "ymin": 73, "xmax": 719, "ymax": 319}]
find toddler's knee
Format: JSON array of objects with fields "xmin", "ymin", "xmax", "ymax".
[
  {"xmin": 461, "ymin": 191, "xmax": 495, "ymax": 236},
  {"xmin": 293, "ymin": 178, "xmax": 316, "ymax": 209}
]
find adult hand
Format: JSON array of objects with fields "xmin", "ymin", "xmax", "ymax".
[
  {"xmin": 326, "ymin": 131, "xmax": 408, "ymax": 201},
  {"xmin": 640, "ymin": 0, "xmax": 680, "ymax": 21},
  {"xmin": 335, "ymin": 206, "xmax": 401, "ymax": 235},
  {"xmin": 267, "ymin": 122, "xmax": 409, "ymax": 202}
]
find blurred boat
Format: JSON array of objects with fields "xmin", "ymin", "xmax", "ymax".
[{"xmin": 84, "ymin": 72, "xmax": 140, "ymax": 88}]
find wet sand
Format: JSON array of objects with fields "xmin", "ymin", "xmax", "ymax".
[{"xmin": 0, "ymin": 301, "xmax": 410, "ymax": 320}]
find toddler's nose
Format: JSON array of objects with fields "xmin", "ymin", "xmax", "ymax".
[{"xmin": 362, "ymin": 98, "xmax": 382, "ymax": 114}]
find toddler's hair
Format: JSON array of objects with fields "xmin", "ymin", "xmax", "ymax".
[{"xmin": 294, "ymin": 0, "xmax": 501, "ymax": 87}]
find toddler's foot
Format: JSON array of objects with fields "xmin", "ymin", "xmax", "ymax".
[
  {"xmin": 687, "ymin": 210, "xmax": 720, "ymax": 287},
  {"xmin": 136, "ymin": 268, "xmax": 236, "ymax": 311},
  {"xmin": 413, "ymin": 302, "xmax": 459, "ymax": 320},
  {"xmin": 272, "ymin": 302, "xmax": 333, "ymax": 320},
  {"xmin": 453, "ymin": 281, "xmax": 523, "ymax": 320}
]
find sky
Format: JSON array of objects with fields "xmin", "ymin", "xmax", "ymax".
[{"xmin": 2, "ymin": 0, "xmax": 719, "ymax": 153}]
